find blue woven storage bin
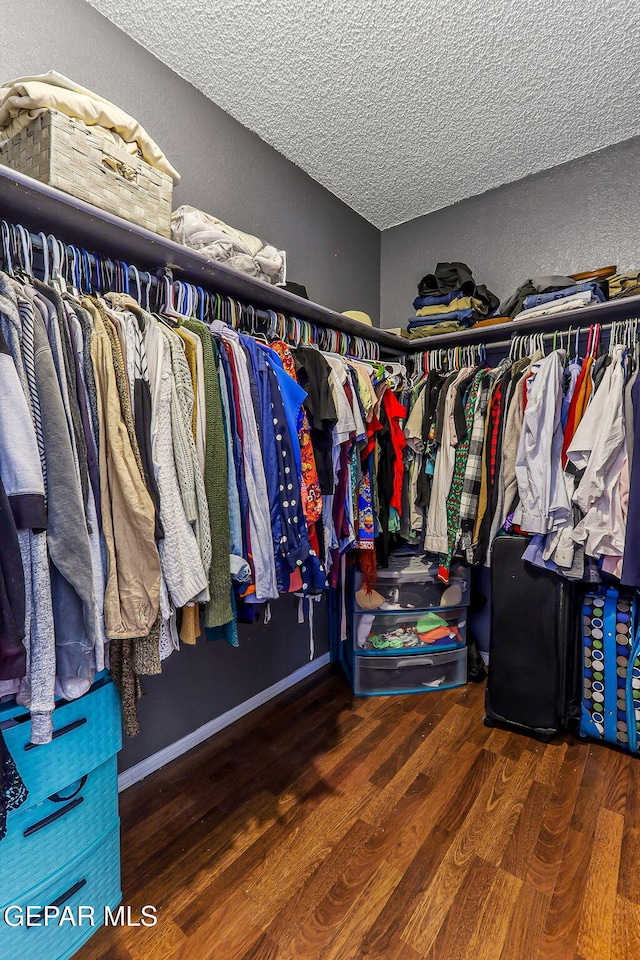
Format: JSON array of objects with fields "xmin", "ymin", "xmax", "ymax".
[
  {"xmin": 1, "ymin": 756, "xmax": 119, "ymax": 905},
  {"xmin": 2, "ymin": 679, "xmax": 122, "ymax": 807},
  {"xmin": 0, "ymin": 823, "xmax": 121, "ymax": 960}
]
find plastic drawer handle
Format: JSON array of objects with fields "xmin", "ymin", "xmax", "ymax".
[
  {"xmin": 23, "ymin": 797, "xmax": 84, "ymax": 838},
  {"xmin": 49, "ymin": 775, "xmax": 88, "ymax": 803},
  {"xmin": 27, "ymin": 879, "xmax": 87, "ymax": 925},
  {"xmin": 24, "ymin": 717, "xmax": 88, "ymax": 750}
]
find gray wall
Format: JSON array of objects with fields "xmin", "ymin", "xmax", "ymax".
[
  {"xmin": 2, "ymin": 0, "xmax": 370, "ymax": 770},
  {"xmin": 381, "ymin": 137, "xmax": 640, "ymax": 327},
  {"xmin": 120, "ymin": 599, "xmax": 329, "ymax": 770},
  {"xmin": 3, "ymin": 0, "xmax": 380, "ymax": 323}
]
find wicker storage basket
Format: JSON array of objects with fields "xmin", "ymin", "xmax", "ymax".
[{"xmin": 0, "ymin": 109, "xmax": 172, "ymax": 236}]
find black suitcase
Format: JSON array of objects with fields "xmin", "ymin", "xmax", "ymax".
[{"xmin": 484, "ymin": 534, "xmax": 582, "ymax": 741}]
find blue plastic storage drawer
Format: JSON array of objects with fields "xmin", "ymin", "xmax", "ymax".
[
  {"xmin": 354, "ymin": 647, "xmax": 467, "ymax": 695},
  {"xmin": 0, "ymin": 824, "xmax": 121, "ymax": 960},
  {"xmin": 1, "ymin": 681, "xmax": 121, "ymax": 807},
  {"xmin": 1, "ymin": 756, "xmax": 119, "ymax": 905}
]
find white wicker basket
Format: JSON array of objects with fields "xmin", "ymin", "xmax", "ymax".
[{"xmin": 0, "ymin": 109, "xmax": 173, "ymax": 237}]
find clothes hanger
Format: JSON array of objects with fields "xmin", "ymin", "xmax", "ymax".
[
  {"xmin": 0, "ymin": 221, "xmax": 14, "ymax": 277},
  {"xmin": 155, "ymin": 274, "xmax": 183, "ymax": 326},
  {"xmin": 14, "ymin": 224, "xmax": 34, "ymax": 283}
]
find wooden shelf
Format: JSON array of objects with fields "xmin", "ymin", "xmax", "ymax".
[{"xmin": 0, "ymin": 166, "xmax": 406, "ymax": 356}]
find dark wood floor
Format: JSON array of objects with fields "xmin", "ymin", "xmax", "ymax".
[{"xmin": 77, "ymin": 666, "xmax": 640, "ymax": 960}]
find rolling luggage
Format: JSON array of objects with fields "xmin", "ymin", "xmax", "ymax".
[{"xmin": 484, "ymin": 534, "xmax": 581, "ymax": 740}]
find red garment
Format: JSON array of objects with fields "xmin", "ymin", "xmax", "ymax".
[
  {"xmin": 417, "ymin": 625, "xmax": 464, "ymax": 644},
  {"xmin": 361, "ymin": 412, "xmax": 383, "ymax": 461},
  {"xmin": 382, "ymin": 390, "xmax": 407, "ymax": 513},
  {"xmin": 488, "ymin": 383, "xmax": 503, "ymax": 487},
  {"xmin": 561, "ymin": 357, "xmax": 590, "ymax": 467}
]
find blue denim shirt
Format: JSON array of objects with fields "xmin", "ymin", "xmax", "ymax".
[
  {"xmin": 522, "ymin": 282, "xmax": 605, "ymax": 310},
  {"xmin": 412, "ymin": 289, "xmax": 466, "ymax": 310}
]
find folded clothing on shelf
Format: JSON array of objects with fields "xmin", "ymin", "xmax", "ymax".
[
  {"xmin": 608, "ymin": 272, "xmax": 640, "ymax": 299},
  {"xmin": 407, "ymin": 309, "xmax": 476, "ymax": 331},
  {"xmin": 172, "ymin": 204, "xmax": 287, "ymax": 285},
  {"xmin": 501, "ymin": 266, "xmax": 621, "ymax": 318},
  {"xmin": 408, "ymin": 320, "xmax": 466, "ymax": 339},
  {"xmin": 500, "ymin": 275, "xmax": 576, "ymax": 318},
  {"xmin": 412, "ymin": 262, "xmax": 500, "ymax": 323},
  {"xmin": 521, "ymin": 281, "xmax": 606, "ymax": 311},
  {"xmin": 406, "ymin": 316, "xmax": 509, "ymax": 339},
  {"xmin": 514, "ymin": 290, "xmax": 599, "ymax": 321},
  {"xmin": 414, "ymin": 295, "xmax": 493, "ymax": 319}
]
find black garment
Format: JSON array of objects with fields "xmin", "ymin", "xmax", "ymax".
[
  {"xmin": 134, "ymin": 378, "xmax": 164, "ymax": 541},
  {"xmin": 415, "ymin": 371, "xmax": 447, "ymax": 509},
  {"xmin": 434, "ymin": 372, "xmax": 459, "ymax": 445},
  {"xmin": 74, "ymin": 303, "xmax": 101, "ymax": 448},
  {"xmin": 375, "ymin": 400, "xmax": 394, "ymax": 568},
  {"xmin": 418, "ymin": 262, "xmax": 475, "ymax": 298},
  {"xmin": 0, "ymin": 473, "xmax": 26, "ymax": 682},
  {"xmin": 279, "ymin": 281, "xmax": 309, "ymax": 300},
  {"xmin": 417, "ymin": 262, "xmax": 500, "ymax": 318},
  {"xmin": 452, "ymin": 372, "xmax": 476, "ymax": 444},
  {"xmin": 64, "ymin": 296, "xmax": 102, "ymax": 532},
  {"xmin": 0, "ymin": 729, "xmax": 28, "ymax": 842},
  {"xmin": 473, "ymin": 284, "xmax": 500, "ymax": 318},
  {"xmin": 293, "ymin": 347, "xmax": 337, "ymax": 495},
  {"xmin": 591, "ymin": 353, "xmax": 611, "ymax": 393}
]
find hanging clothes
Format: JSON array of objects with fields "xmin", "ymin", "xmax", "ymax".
[{"xmin": 0, "ymin": 221, "xmax": 404, "ymax": 754}]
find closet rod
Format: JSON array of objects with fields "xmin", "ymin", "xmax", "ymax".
[
  {"xmin": 474, "ymin": 318, "xmax": 637, "ymax": 353},
  {"xmin": 0, "ymin": 219, "xmax": 382, "ymax": 360},
  {"xmin": 0, "ymin": 225, "xmax": 280, "ymax": 340},
  {"xmin": 416, "ymin": 317, "xmax": 640, "ymax": 359},
  {"xmin": 0, "ymin": 166, "xmax": 405, "ymax": 355}
]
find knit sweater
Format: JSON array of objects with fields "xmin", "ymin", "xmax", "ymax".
[
  {"xmin": 181, "ymin": 319, "xmax": 232, "ymax": 628},
  {"xmin": 175, "ymin": 328, "xmax": 198, "ymax": 436},
  {"xmin": 150, "ymin": 329, "xmax": 208, "ymax": 606},
  {"xmin": 161, "ymin": 326, "xmax": 211, "ymax": 584}
]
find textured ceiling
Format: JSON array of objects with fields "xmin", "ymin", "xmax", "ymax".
[{"xmin": 87, "ymin": 0, "xmax": 640, "ymax": 229}]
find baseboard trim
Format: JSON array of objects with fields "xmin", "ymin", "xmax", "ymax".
[{"xmin": 117, "ymin": 653, "xmax": 331, "ymax": 792}]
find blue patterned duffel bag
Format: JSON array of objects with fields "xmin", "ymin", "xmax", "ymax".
[{"xmin": 581, "ymin": 586, "xmax": 640, "ymax": 751}]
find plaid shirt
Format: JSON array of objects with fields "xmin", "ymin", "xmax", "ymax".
[{"xmin": 459, "ymin": 373, "xmax": 491, "ymax": 562}]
